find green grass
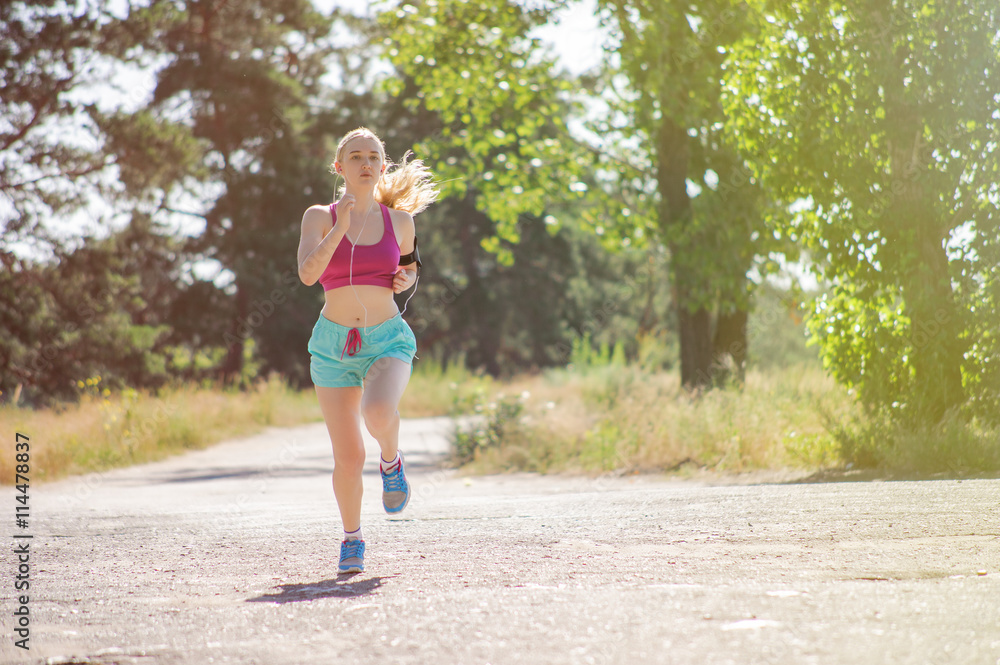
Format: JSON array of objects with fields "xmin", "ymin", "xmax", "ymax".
[
  {"xmin": 832, "ymin": 409, "xmax": 1000, "ymax": 476},
  {"xmin": 449, "ymin": 362, "xmax": 1000, "ymax": 478},
  {"xmin": 400, "ymin": 356, "xmax": 496, "ymax": 417},
  {"xmin": 6, "ymin": 357, "xmax": 994, "ymax": 484},
  {"xmin": 0, "ymin": 374, "xmax": 324, "ymax": 484},
  {"xmin": 0, "ymin": 360, "xmax": 481, "ymax": 485},
  {"xmin": 451, "ymin": 363, "xmax": 855, "ymax": 475}
]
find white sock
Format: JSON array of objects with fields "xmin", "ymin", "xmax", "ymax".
[
  {"xmin": 380, "ymin": 452, "xmax": 401, "ymax": 472},
  {"xmin": 344, "ymin": 527, "xmax": 363, "ymax": 542}
]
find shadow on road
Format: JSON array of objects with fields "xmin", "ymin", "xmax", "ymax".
[
  {"xmin": 791, "ymin": 468, "xmax": 1000, "ymax": 484},
  {"xmin": 246, "ymin": 576, "xmax": 390, "ymax": 604},
  {"xmin": 155, "ymin": 457, "xmax": 445, "ymax": 485},
  {"xmin": 159, "ymin": 465, "xmax": 331, "ymax": 484}
]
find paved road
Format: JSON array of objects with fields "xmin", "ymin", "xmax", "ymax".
[{"xmin": 2, "ymin": 418, "xmax": 999, "ymax": 665}]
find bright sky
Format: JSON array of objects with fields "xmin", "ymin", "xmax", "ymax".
[{"xmin": 313, "ymin": 0, "xmax": 605, "ymax": 74}]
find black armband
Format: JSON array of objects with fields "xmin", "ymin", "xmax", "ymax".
[{"xmin": 399, "ymin": 236, "xmax": 422, "ymax": 275}]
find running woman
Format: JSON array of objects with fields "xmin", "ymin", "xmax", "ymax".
[{"xmin": 296, "ymin": 127, "xmax": 438, "ymax": 573}]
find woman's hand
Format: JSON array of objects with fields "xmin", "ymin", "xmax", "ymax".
[
  {"xmin": 334, "ymin": 194, "xmax": 355, "ymax": 233},
  {"xmin": 392, "ymin": 267, "xmax": 417, "ymax": 294}
]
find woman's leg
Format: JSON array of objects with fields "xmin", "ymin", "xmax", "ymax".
[
  {"xmin": 361, "ymin": 357, "xmax": 412, "ymax": 462},
  {"xmin": 315, "ymin": 385, "xmax": 365, "ymax": 532}
]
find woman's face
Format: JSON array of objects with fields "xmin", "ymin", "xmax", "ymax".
[{"xmin": 336, "ymin": 136, "xmax": 385, "ymax": 186}]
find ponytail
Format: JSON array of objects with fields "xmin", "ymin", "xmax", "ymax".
[{"xmin": 376, "ymin": 151, "xmax": 439, "ymax": 215}]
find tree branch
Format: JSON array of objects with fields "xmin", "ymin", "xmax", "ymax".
[
  {"xmin": 2, "ymin": 161, "xmax": 109, "ymax": 191},
  {"xmin": 159, "ymin": 206, "xmax": 208, "ymax": 219}
]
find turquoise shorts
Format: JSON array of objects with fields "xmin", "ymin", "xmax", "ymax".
[{"xmin": 308, "ymin": 314, "xmax": 417, "ymax": 388}]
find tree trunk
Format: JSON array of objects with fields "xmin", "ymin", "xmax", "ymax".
[
  {"xmin": 876, "ymin": 2, "xmax": 966, "ymax": 420},
  {"xmin": 220, "ymin": 282, "xmax": 246, "ymax": 384},
  {"xmin": 903, "ymin": 223, "xmax": 965, "ymax": 420},
  {"xmin": 713, "ymin": 306, "xmax": 748, "ymax": 386},
  {"xmin": 677, "ymin": 304, "xmax": 713, "ymax": 388},
  {"xmin": 459, "ymin": 195, "xmax": 502, "ymax": 376},
  {"xmin": 657, "ymin": 118, "xmax": 713, "ymax": 389}
]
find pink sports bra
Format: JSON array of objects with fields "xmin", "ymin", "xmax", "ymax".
[{"xmin": 319, "ymin": 202, "xmax": 400, "ymax": 291}]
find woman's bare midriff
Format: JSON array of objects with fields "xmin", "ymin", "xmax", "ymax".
[{"xmin": 321, "ymin": 285, "xmax": 399, "ymax": 327}]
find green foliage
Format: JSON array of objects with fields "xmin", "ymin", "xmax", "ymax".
[
  {"xmin": 94, "ymin": 109, "xmax": 204, "ymax": 193},
  {"xmin": 450, "ymin": 392, "xmax": 527, "ymax": 466},
  {"xmin": 724, "ymin": 0, "xmax": 1000, "ymax": 421},
  {"xmin": 807, "ymin": 282, "xmax": 913, "ymax": 410},
  {"xmin": 746, "ymin": 282, "xmax": 819, "ymax": 369},
  {"xmin": 0, "ymin": 1, "xmax": 120, "ymax": 242},
  {"xmin": 378, "ymin": 0, "xmax": 585, "ymax": 262},
  {"xmin": 1, "ymin": 0, "xmax": 341, "ymax": 395},
  {"xmin": 109, "ymin": 0, "xmax": 337, "ymax": 384},
  {"xmin": 589, "ymin": 0, "xmax": 790, "ymax": 387},
  {"xmin": 406, "ymin": 192, "xmax": 663, "ymax": 376},
  {"xmin": 0, "ymin": 219, "xmax": 186, "ymax": 406},
  {"xmin": 833, "ymin": 411, "xmax": 1000, "ymax": 476},
  {"xmin": 449, "ymin": 361, "xmax": 854, "ymax": 475},
  {"xmin": 379, "ymin": 0, "xmax": 787, "ymax": 384},
  {"xmin": 568, "ymin": 334, "xmax": 627, "ymax": 372}
]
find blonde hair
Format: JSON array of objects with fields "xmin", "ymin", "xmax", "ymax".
[{"xmin": 331, "ymin": 127, "xmax": 439, "ymax": 215}]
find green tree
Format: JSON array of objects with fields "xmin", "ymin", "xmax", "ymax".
[
  {"xmin": 0, "ymin": 217, "xmax": 185, "ymax": 406},
  {"xmin": 0, "ymin": 1, "xmax": 205, "ymax": 247},
  {"xmin": 590, "ymin": 0, "xmax": 792, "ymax": 388},
  {"xmin": 379, "ymin": 0, "xmax": 625, "ymax": 375},
  {"xmin": 378, "ymin": 0, "xmax": 586, "ymax": 266},
  {"xmin": 0, "ymin": 2, "xmax": 204, "ymax": 403},
  {"xmin": 724, "ymin": 0, "xmax": 1000, "ymax": 421},
  {"xmin": 1, "ymin": 1, "xmax": 119, "ymax": 246},
  {"xmin": 382, "ymin": 0, "xmax": 786, "ymax": 386},
  {"xmin": 114, "ymin": 0, "xmax": 335, "ymax": 382}
]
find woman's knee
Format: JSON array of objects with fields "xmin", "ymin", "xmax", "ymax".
[
  {"xmin": 332, "ymin": 443, "xmax": 366, "ymax": 475},
  {"xmin": 361, "ymin": 400, "xmax": 398, "ymax": 435}
]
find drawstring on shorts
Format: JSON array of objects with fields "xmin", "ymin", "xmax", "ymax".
[{"xmin": 341, "ymin": 327, "xmax": 362, "ymax": 359}]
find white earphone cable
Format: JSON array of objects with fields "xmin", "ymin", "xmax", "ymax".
[
  {"xmin": 347, "ymin": 197, "xmax": 375, "ymax": 330},
  {"xmin": 340, "ymin": 165, "xmax": 417, "ymax": 337}
]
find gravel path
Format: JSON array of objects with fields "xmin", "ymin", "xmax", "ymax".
[{"xmin": 2, "ymin": 417, "xmax": 999, "ymax": 664}]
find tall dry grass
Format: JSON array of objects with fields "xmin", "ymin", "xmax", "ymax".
[
  {"xmin": 455, "ymin": 363, "xmax": 857, "ymax": 475},
  {"xmin": 15, "ymin": 356, "xmax": 989, "ymax": 484},
  {"xmin": 400, "ymin": 356, "xmax": 495, "ymax": 417},
  {"xmin": 831, "ymin": 409, "xmax": 1000, "ymax": 476},
  {"xmin": 0, "ymin": 360, "xmax": 481, "ymax": 485},
  {"xmin": 0, "ymin": 375, "xmax": 323, "ymax": 484}
]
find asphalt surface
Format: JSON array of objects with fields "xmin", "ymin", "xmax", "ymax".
[{"xmin": 2, "ymin": 417, "xmax": 999, "ymax": 665}]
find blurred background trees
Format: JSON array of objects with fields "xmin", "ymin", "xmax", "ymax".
[
  {"xmin": 724, "ymin": 0, "xmax": 1000, "ymax": 424},
  {"xmin": 2, "ymin": 0, "xmax": 996, "ymax": 434}
]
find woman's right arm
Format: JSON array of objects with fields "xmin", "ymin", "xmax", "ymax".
[{"xmin": 297, "ymin": 205, "xmax": 346, "ymax": 286}]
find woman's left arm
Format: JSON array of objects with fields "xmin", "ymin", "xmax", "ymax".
[{"xmin": 391, "ymin": 210, "xmax": 418, "ymax": 294}]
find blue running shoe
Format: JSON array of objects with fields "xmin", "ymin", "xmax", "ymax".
[
  {"xmin": 381, "ymin": 455, "xmax": 410, "ymax": 514},
  {"xmin": 339, "ymin": 539, "xmax": 365, "ymax": 573}
]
